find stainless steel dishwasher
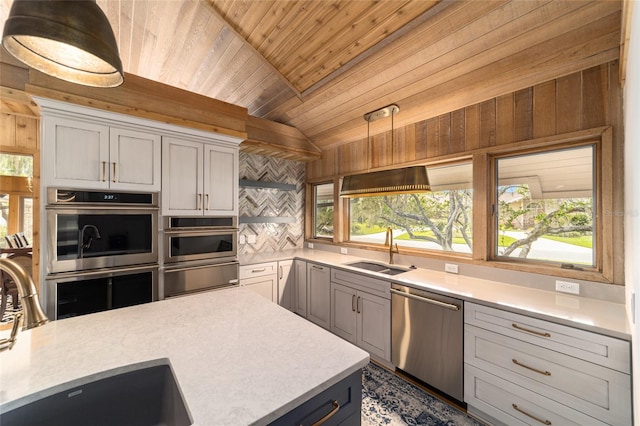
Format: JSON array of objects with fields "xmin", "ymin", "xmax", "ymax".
[{"xmin": 391, "ymin": 283, "xmax": 464, "ymax": 401}]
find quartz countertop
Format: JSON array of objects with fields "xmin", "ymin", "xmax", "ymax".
[
  {"xmin": 0, "ymin": 288, "xmax": 369, "ymax": 425},
  {"xmin": 240, "ymin": 249, "xmax": 631, "ymax": 340}
]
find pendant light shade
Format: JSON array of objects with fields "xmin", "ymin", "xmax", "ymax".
[
  {"xmin": 2, "ymin": 0, "xmax": 123, "ymax": 87},
  {"xmin": 340, "ymin": 165, "xmax": 431, "ymax": 198},
  {"xmin": 340, "ymin": 104, "xmax": 431, "ymax": 198}
]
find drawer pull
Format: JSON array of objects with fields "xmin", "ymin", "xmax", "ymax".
[
  {"xmin": 312, "ymin": 265, "xmax": 324, "ymax": 270},
  {"xmin": 252, "ymin": 268, "xmax": 266, "ymax": 273},
  {"xmin": 308, "ymin": 400, "xmax": 340, "ymax": 426},
  {"xmin": 352, "ymin": 294, "xmax": 356, "ymax": 312},
  {"xmin": 512, "ymin": 323, "xmax": 551, "ymax": 338},
  {"xmin": 512, "ymin": 358, "xmax": 551, "ymax": 376},
  {"xmin": 512, "ymin": 403, "xmax": 551, "ymax": 425}
]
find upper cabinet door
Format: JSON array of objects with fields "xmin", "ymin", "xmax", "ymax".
[
  {"xmin": 109, "ymin": 128, "xmax": 161, "ymax": 191},
  {"xmin": 203, "ymin": 144, "xmax": 238, "ymax": 216},
  {"xmin": 162, "ymin": 137, "xmax": 203, "ymax": 215},
  {"xmin": 43, "ymin": 116, "xmax": 110, "ymax": 189}
]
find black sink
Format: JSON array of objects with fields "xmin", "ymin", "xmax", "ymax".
[
  {"xmin": 0, "ymin": 360, "xmax": 192, "ymax": 426},
  {"xmin": 346, "ymin": 261, "xmax": 409, "ymax": 275}
]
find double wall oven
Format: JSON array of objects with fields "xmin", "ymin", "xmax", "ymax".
[
  {"xmin": 45, "ymin": 188, "xmax": 159, "ymax": 320},
  {"xmin": 162, "ymin": 216, "xmax": 239, "ymax": 298}
]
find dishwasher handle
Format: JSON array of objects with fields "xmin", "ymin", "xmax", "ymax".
[{"xmin": 390, "ymin": 288, "xmax": 460, "ymax": 311}]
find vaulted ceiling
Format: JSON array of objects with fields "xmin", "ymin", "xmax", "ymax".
[{"xmin": 0, "ymin": 0, "xmax": 622, "ymax": 150}]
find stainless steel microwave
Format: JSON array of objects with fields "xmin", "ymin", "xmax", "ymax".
[{"xmin": 163, "ymin": 216, "xmax": 238, "ymax": 264}]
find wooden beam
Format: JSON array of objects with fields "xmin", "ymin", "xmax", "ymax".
[
  {"xmin": 25, "ymin": 70, "xmax": 248, "ymax": 140},
  {"xmin": 243, "ymin": 115, "xmax": 322, "ymax": 161}
]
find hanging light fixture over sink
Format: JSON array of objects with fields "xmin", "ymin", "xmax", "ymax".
[
  {"xmin": 2, "ymin": 0, "xmax": 124, "ymax": 87},
  {"xmin": 340, "ymin": 104, "xmax": 430, "ymax": 198}
]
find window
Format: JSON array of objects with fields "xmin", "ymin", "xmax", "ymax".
[
  {"xmin": 348, "ymin": 163, "xmax": 473, "ymax": 253},
  {"xmin": 313, "ymin": 183, "xmax": 334, "ymax": 238},
  {"xmin": 495, "ymin": 145, "xmax": 595, "ymax": 267},
  {"xmin": 0, "ymin": 154, "xmax": 34, "ymax": 248}
]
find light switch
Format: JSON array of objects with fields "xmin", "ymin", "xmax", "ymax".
[
  {"xmin": 239, "ymin": 235, "xmax": 246, "ymax": 244},
  {"xmin": 247, "ymin": 234, "xmax": 257, "ymax": 244}
]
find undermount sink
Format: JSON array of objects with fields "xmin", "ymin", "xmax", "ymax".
[
  {"xmin": 0, "ymin": 359, "xmax": 192, "ymax": 426},
  {"xmin": 345, "ymin": 260, "xmax": 411, "ymax": 276}
]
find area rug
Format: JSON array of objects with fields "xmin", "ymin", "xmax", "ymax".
[{"xmin": 362, "ymin": 362, "xmax": 483, "ymax": 426}]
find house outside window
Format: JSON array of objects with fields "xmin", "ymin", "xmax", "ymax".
[
  {"xmin": 494, "ymin": 145, "xmax": 595, "ymax": 267},
  {"xmin": 348, "ymin": 162, "xmax": 473, "ymax": 253}
]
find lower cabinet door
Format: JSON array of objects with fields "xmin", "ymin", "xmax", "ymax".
[
  {"xmin": 307, "ymin": 263, "xmax": 331, "ymax": 329},
  {"xmin": 241, "ymin": 275, "xmax": 277, "ymax": 302},
  {"xmin": 269, "ymin": 369, "xmax": 362, "ymax": 426},
  {"xmin": 357, "ymin": 291, "xmax": 390, "ymax": 361},
  {"xmin": 331, "ymin": 282, "xmax": 357, "ymax": 343}
]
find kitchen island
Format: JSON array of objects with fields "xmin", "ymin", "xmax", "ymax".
[{"xmin": 0, "ymin": 287, "xmax": 369, "ymax": 425}]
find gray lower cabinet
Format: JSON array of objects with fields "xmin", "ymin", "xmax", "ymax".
[
  {"xmin": 269, "ymin": 369, "xmax": 362, "ymax": 425},
  {"xmin": 306, "ymin": 262, "xmax": 331, "ymax": 329},
  {"xmin": 464, "ymin": 302, "xmax": 632, "ymax": 426}
]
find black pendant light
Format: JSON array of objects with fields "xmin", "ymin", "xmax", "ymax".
[
  {"xmin": 2, "ymin": 0, "xmax": 124, "ymax": 87},
  {"xmin": 340, "ymin": 104, "xmax": 430, "ymax": 198}
]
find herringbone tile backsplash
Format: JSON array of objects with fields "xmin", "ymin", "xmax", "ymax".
[{"xmin": 238, "ymin": 152, "xmax": 305, "ymax": 254}]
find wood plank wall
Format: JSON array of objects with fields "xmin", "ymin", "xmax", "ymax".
[{"xmin": 307, "ymin": 61, "xmax": 622, "ymax": 180}]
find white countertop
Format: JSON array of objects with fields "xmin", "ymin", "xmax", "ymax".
[
  {"xmin": 241, "ymin": 249, "xmax": 631, "ymax": 340},
  {"xmin": 0, "ymin": 287, "xmax": 369, "ymax": 424}
]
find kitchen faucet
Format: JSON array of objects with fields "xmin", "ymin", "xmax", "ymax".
[
  {"xmin": 79, "ymin": 224, "xmax": 102, "ymax": 258},
  {"xmin": 0, "ymin": 257, "xmax": 49, "ymax": 352},
  {"xmin": 384, "ymin": 227, "xmax": 399, "ymax": 265}
]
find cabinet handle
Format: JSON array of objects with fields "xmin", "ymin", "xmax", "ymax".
[
  {"xmin": 197, "ymin": 193, "xmax": 202, "ymax": 210},
  {"xmin": 307, "ymin": 400, "xmax": 340, "ymax": 426},
  {"xmin": 512, "ymin": 323, "xmax": 551, "ymax": 338},
  {"xmin": 279, "ymin": 266, "xmax": 283, "ymax": 280},
  {"xmin": 112, "ymin": 162, "xmax": 117, "ymax": 182},
  {"xmin": 101, "ymin": 161, "xmax": 107, "ymax": 182},
  {"xmin": 512, "ymin": 359, "xmax": 551, "ymax": 376},
  {"xmin": 357, "ymin": 296, "xmax": 361, "ymax": 314},
  {"xmin": 511, "ymin": 403, "xmax": 551, "ymax": 425},
  {"xmin": 312, "ymin": 265, "xmax": 324, "ymax": 270},
  {"xmin": 205, "ymin": 193, "xmax": 210, "ymax": 210},
  {"xmin": 252, "ymin": 268, "xmax": 266, "ymax": 273},
  {"xmin": 352, "ymin": 294, "xmax": 356, "ymax": 312}
]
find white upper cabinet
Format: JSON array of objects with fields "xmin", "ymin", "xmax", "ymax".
[
  {"xmin": 37, "ymin": 98, "xmax": 242, "ymax": 202},
  {"xmin": 42, "ymin": 115, "xmax": 161, "ymax": 192},
  {"xmin": 109, "ymin": 128, "xmax": 161, "ymax": 191},
  {"xmin": 162, "ymin": 137, "xmax": 238, "ymax": 216}
]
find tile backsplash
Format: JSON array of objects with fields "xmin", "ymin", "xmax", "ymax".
[{"xmin": 238, "ymin": 152, "xmax": 305, "ymax": 254}]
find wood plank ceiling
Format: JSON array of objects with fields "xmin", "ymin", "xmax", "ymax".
[{"xmin": 0, "ymin": 0, "xmax": 622, "ymax": 150}]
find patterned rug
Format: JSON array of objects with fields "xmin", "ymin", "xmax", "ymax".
[{"xmin": 362, "ymin": 362, "xmax": 483, "ymax": 426}]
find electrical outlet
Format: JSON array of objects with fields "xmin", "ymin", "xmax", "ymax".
[
  {"xmin": 340, "ymin": 247, "xmax": 348, "ymax": 255},
  {"xmin": 445, "ymin": 263, "xmax": 459, "ymax": 274},
  {"xmin": 308, "ymin": 242, "xmax": 314, "ymax": 249},
  {"xmin": 556, "ymin": 280, "xmax": 580, "ymax": 295},
  {"xmin": 239, "ymin": 235, "xmax": 246, "ymax": 244},
  {"xmin": 247, "ymin": 234, "xmax": 256, "ymax": 244}
]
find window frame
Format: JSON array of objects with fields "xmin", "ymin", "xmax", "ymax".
[
  {"xmin": 304, "ymin": 127, "xmax": 618, "ymax": 284},
  {"xmin": 310, "ymin": 181, "xmax": 336, "ymax": 241}
]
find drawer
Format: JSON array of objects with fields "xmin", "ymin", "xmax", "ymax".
[
  {"xmin": 465, "ymin": 365, "xmax": 608, "ymax": 426},
  {"xmin": 239, "ymin": 262, "xmax": 277, "ymax": 279},
  {"xmin": 465, "ymin": 302, "xmax": 630, "ymax": 373},
  {"xmin": 465, "ymin": 325, "xmax": 631, "ymax": 425},
  {"xmin": 331, "ymin": 268, "xmax": 390, "ymax": 299}
]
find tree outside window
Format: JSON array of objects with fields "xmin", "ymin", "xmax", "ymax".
[
  {"xmin": 348, "ymin": 163, "xmax": 473, "ymax": 253},
  {"xmin": 495, "ymin": 145, "xmax": 595, "ymax": 266}
]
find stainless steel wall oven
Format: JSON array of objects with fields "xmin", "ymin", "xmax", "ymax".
[
  {"xmin": 45, "ymin": 188, "xmax": 159, "ymax": 319},
  {"xmin": 162, "ymin": 216, "xmax": 239, "ymax": 298},
  {"xmin": 46, "ymin": 188, "xmax": 159, "ymax": 274}
]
